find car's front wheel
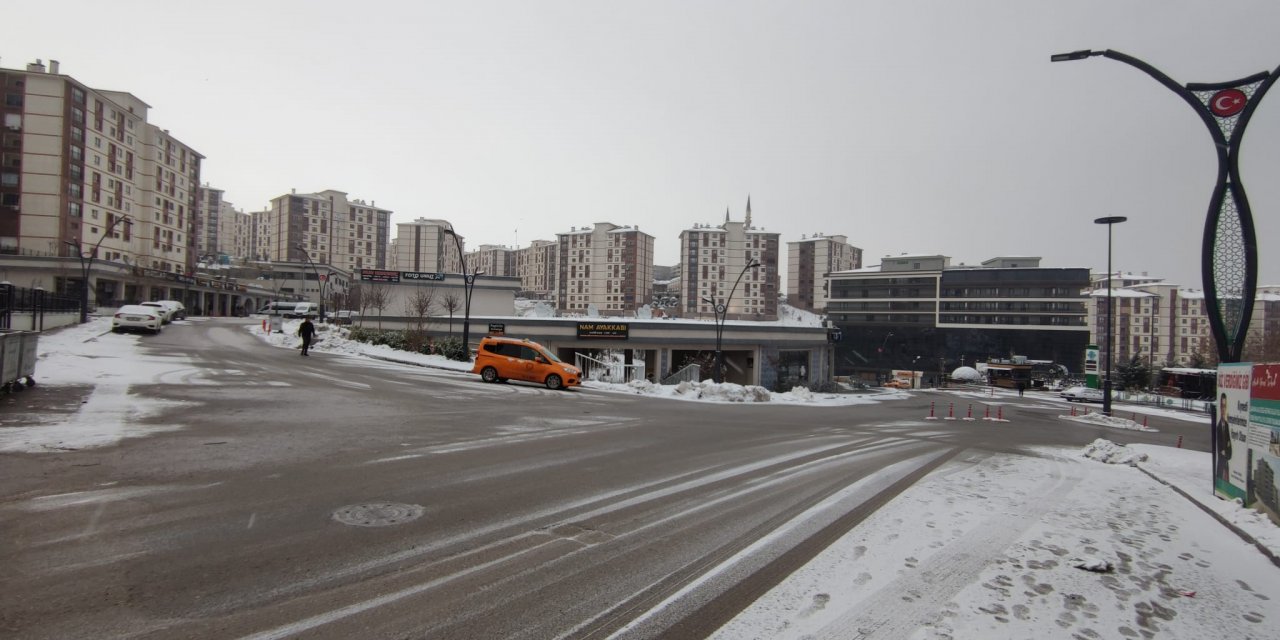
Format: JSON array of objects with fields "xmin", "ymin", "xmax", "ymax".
[
  {"xmin": 481, "ymin": 366, "xmax": 499, "ymax": 383},
  {"xmin": 545, "ymin": 374, "xmax": 563, "ymax": 390}
]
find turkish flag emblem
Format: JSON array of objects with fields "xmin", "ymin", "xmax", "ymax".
[{"xmin": 1210, "ymin": 89, "xmax": 1248, "ymax": 117}]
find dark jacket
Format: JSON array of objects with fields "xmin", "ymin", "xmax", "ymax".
[{"xmin": 298, "ymin": 320, "xmax": 316, "ymax": 339}]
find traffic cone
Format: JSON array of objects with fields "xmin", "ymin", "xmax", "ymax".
[
  {"xmin": 944, "ymin": 403, "xmax": 956, "ymax": 420},
  {"xmin": 1070, "ymin": 405, "xmax": 1077, "ymax": 416},
  {"xmin": 963, "ymin": 404, "xmax": 975, "ymax": 421},
  {"xmin": 1177, "ymin": 435, "xmax": 1183, "ymax": 448},
  {"xmin": 984, "ymin": 405, "xmax": 991, "ymax": 420},
  {"xmin": 926, "ymin": 402, "xmax": 938, "ymax": 420}
]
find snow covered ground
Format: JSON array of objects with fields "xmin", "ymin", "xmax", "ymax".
[{"xmin": 10, "ymin": 317, "xmax": 1280, "ymax": 638}]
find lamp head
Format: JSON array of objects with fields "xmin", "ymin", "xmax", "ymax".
[
  {"xmin": 1050, "ymin": 50, "xmax": 1101, "ymax": 63},
  {"xmin": 1093, "ymin": 216, "xmax": 1128, "ymax": 225}
]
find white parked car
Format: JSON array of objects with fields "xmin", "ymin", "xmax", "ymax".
[
  {"xmin": 1060, "ymin": 386, "xmax": 1104, "ymax": 403},
  {"xmin": 112, "ymin": 304, "xmax": 165, "ymax": 334},
  {"xmin": 140, "ymin": 300, "xmax": 186, "ymax": 323}
]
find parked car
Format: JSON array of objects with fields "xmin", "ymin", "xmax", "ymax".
[
  {"xmin": 112, "ymin": 304, "xmax": 164, "ymax": 334},
  {"xmin": 328, "ymin": 310, "xmax": 360, "ymax": 325},
  {"xmin": 883, "ymin": 379, "xmax": 912, "ymax": 389},
  {"xmin": 1060, "ymin": 386, "xmax": 1104, "ymax": 402},
  {"xmin": 139, "ymin": 300, "xmax": 185, "ymax": 323},
  {"xmin": 472, "ymin": 336, "xmax": 582, "ymax": 390},
  {"xmin": 155, "ymin": 300, "xmax": 186, "ymax": 320}
]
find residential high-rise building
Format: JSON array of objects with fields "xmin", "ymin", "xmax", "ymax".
[
  {"xmin": 1088, "ymin": 274, "xmax": 1280, "ymax": 369},
  {"xmin": 516, "ymin": 239, "xmax": 557, "ymax": 298},
  {"xmin": 468, "ymin": 244, "xmax": 517, "ymax": 278},
  {"xmin": 0, "ymin": 59, "xmax": 202, "ymax": 293},
  {"xmin": 678, "ymin": 200, "xmax": 780, "ymax": 321},
  {"xmin": 389, "ymin": 218, "xmax": 464, "ymax": 274},
  {"xmin": 787, "ymin": 233, "xmax": 862, "ymax": 312},
  {"xmin": 257, "ymin": 189, "xmax": 391, "ymax": 270},
  {"xmin": 555, "ymin": 222, "xmax": 655, "ymax": 314},
  {"xmin": 197, "ymin": 184, "xmax": 250, "ymax": 260}
]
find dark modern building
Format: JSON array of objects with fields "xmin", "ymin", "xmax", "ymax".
[{"xmin": 825, "ymin": 255, "xmax": 1091, "ymax": 382}]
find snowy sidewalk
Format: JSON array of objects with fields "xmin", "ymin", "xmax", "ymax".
[{"xmin": 707, "ymin": 440, "xmax": 1280, "ymax": 639}]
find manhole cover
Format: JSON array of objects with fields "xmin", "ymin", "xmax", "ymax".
[{"xmin": 332, "ymin": 502, "xmax": 424, "ymax": 527}]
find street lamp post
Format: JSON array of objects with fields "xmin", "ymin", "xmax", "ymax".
[
  {"xmin": 65, "ymin": 216, "xmax": 132, "ymax": 323},
  {"xmin": 700, "ymin": 259, "xmax": 760, "ymax": 384},
  {"xmin": 295, "ymin": 244, "xmax": 327, "ymax": 321},
  {"xmin": 442, "ymin": 226, "xmax": 481, "ymax": 360},
  {"xmin": 1095, "ymin": 216, "xmax": 1127, "ymax": 416}
]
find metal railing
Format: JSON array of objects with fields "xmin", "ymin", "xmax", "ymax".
[
  {"xmin": 574, "ymin": 352, "xmax": 646, "ymax": 384},
  {"xmin": 0, "ymin": 283, "xmax": 80, "ymax": 330},
  {"xmin": 660, "ymin": 363, "xmax": 702, "ymax": 385}
]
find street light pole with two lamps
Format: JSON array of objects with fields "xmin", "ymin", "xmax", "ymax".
[
  {"xmin": 1094, "ymin": 215, "xmax": 1127, "ymax": 416},
  {"xmin": 700, "ymin": 259, "xmax": 761, "ymax": 384},
  {"xmin": 65, "ymin": 215, "xmax": 133, "ymax": 324}
]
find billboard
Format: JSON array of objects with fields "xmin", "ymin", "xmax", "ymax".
[{"xmin": 1215, "ymin": 362, "xmax": 1280, "ymax": 526}]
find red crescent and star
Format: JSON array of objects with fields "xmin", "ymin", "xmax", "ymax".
[{"xmin": 1210, "ymin": 89, "xmax": 1248, "ymax": 117}]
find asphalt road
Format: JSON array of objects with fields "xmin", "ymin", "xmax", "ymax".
[{"xmin": 0, "ymin": 318, "xmax": 1211, "ymax": 639}]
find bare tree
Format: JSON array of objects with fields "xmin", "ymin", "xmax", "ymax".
[
  {"xmin": 404, "ymin": 286, "xmax": 438, "ymax": 351},
  {"xmin": 442, "ymin": 291, "xmax": 462, "ymax": 336},
  {"xmin": 363, "ymin": 283, "xmax": 391, "ymax": 329}
]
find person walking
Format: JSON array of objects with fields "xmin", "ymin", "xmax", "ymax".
[{"xmin": 298, "ymin": 315, "xmax": 316, "ymax": 356}]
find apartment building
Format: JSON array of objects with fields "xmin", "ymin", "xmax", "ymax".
[
  {"xmin": 220, "ymin": 206, "xmax": 252, "ymax": 260},
  {"xmin": 826, "ymin": 255, "xmax": 1090, "ymax": 380},
  {"xmin": 1090, "ymin": 275, "xmax": 1280, "ymax": 369},
  {"xmin": 516, "ymin": 238, "xmax": 557, "ymax": 298},
  {"xmin": 1, "ymin": 59, "xmax": 201, "ymax": 296},
  {"xmin": 678, "ymin": 204, "xmax": 780, "ymax": 321},
  {"xmin": 256, "ymin": 189, "xmax": 390, "ymax": 271},
  {"xmin": 555, "ymin": 222, "xmax": 655, "ymax": 315},
  {"xmin": 787, "ymin": 233, "xmax": 862, "ymax": 312},
  {"xmin": 388, "ymin": 218, "xmax": 464, "ymax": 274},
  {"xmin": 196, "ymin": 184, "xmax": 251, "ymax": 260},
  {"xmin": 468, "ymin": 244, "xmax": 517, "ymax": 278}
]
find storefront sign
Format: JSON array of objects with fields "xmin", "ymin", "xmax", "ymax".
[
  {"xmin": 360, "ymin": 269, "xmax": 401, "ymax": 283},
  {"xmin": 577, "ymin": 322, "xmax": 629, "ymax": 339},
  {"xmin": 402, "ymin": 271, "xmax": 445, "ymax": 281}
]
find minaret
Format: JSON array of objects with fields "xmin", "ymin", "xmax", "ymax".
[
  {"xmin": 724, "ymin": 206, "xmax": 730, "ymax": 224},
  {"xmin": 745, "ymin": 195, "xmax": 752, "ymax": 229}
]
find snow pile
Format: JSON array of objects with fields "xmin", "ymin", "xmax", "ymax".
[
  {"xmin": 1061, "ymin": 411, "xmax": 1159, "ymax": 432},
  {"xmin": 1081, "ymin": 438, "xmax": 1149, "ymax": 465}
]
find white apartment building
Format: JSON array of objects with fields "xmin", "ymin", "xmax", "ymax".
[
  {"xmin": 1088, "ymin": 273, "xmax": 1280, "ymax": 369},
  {"xmin": 516, "ymin": 239, "xmax": 557, "ymax": 298},
  {"xmin": 786, "ymin": 233, "xmax": 862, "ymax": 312},
  {"xmin": 197, "ymin": 184, "xmax": 251, "ymax": 260},
  {"xmin": 468, "ymin": 244, "xmax": 517, "ymax": 277},
  {"xmin": 256, "ymin": 189, "xmax": 391, "ymax": 271},
  {"xmin": 1, "ymin": 59, "xmax": 201, "ymax": 296},
  {"xmin": 389, "ymin": 218, "xmax": 464, "ymax": 274},
  {"xmin": 678, "ymin": 202, "xmax": 779, "ymax": 321},
  {"xmin": 555, "ymin": 222, "xmax": 654, "ymax": 315}
]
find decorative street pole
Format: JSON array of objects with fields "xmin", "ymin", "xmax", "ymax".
[
  {"xmin": 443, "ymin": 226, "xmax": 480, "ymax": 360},
  {"xmin": 701, "ymin": 259, "xmax": 760, "ymax": 383},
  {"xmin": 1094, "ymin": 216, "xmax": 1127, "ymax": 416},
  {"xmin": 295, "ymin": 244, "xmax": 327, "ymax": 321},
  {"xmin": 65, "ymin": 215, "xmax": 132, "ymax": 323},
  {"xmin": 1052, "ymin": 49, "xmax": 1278, "ymax": 363}
]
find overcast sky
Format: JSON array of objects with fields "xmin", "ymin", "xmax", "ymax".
[{"xmin": 7, "ymin": 0, "xmax": 1280, "ymax": 286}]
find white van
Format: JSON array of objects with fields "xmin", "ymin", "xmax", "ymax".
[
  {"xmin": 290, "ymin": 302, "xmax": 320, "ymax": 318},
  {"xmin": 260, "ymin": 301, "xmax": 298, "ymax": 316}
]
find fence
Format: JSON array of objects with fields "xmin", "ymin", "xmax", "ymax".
[
  {"xmin": 0, "ymin": 283, "xmax": 81, "ymax": 331},
  {"xmin": 574, "ymin": 352, "xmax": 647, "ymax": 384},
  {"xmin": 661, "ymin": 363, "xmax": 703, "ymax": 385}
]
